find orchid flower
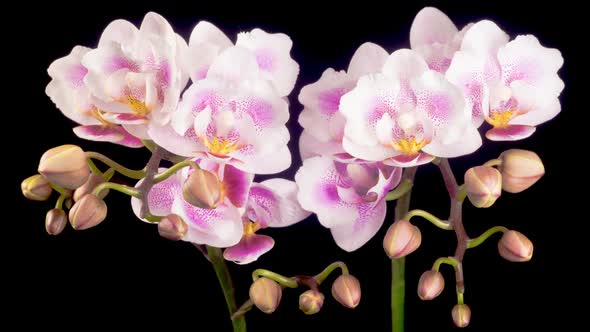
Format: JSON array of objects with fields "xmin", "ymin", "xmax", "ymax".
[
  {"xmin": 46, "ymin": 46, "xmax": 143, "ymax": 148},
  {"xmin": 295, "ymin": 156, "xmax": 401, "ymax": 251},
  {"xmin": 340, "ymin": 49, "xmax": 482, "ymax": 167},
  {"xmin": 446, "ymin": 20, "xmax": 564, "ymax": 140},
  {"xmin": 409, "ymin": 7, "xmax": 473, "ymax": 74},
  {"xmin": 132, "ymin": 160, "xmax": 308, "ymax": 262},
  {"xmin": 149, "ymin": 25, "xmax": 298, "ymax": 174},
  {"xmin": 298, "ymin": 43, "xmax": 389, "ymax": 161}
]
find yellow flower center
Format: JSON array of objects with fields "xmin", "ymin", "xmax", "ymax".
[
  {"xmin": 487, "ymin": 110, "xmax": 514, "ymax": 128},
  {"xmin": 124, "ymin": 96, "xmax": 152, "ymax": 116},
  {"xmin": 244, "ymin": 221, "xmax": 261, "ymax": 236},
  {"xmin": 392, "ymin": 137, "xmax": 427, "ymax": 156},
  {"xmin": 203, "ymin": 136, "xmax": 241, "ymax": 157},
  {"xmin": 84, "ymin": 107, "xmax": 114, "ymax": 127}
]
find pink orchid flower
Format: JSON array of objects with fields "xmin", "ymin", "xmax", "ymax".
[
  {"xmin": 132, "ymin": 161, "xmax": 307, "ymax": 263},
  {"xmin": 46, "ymin": 46, "xmax": 143, "ymax": 148},
  {"xmin": 446, "ymin": 20, "xmax": 564, "ymax": 140},
  {"xmin": 149, "ymin": 35, "xmax": 297, "ymax": 174},
  {"xmin": 78, "ymin": 12, "xmax": 188, "ymax": 140},
  {"xmin": 298, "ymin": 43, "xmax": 389, "ymax": 161},
  {"xmin": 340, "ymin": 49, "xmax": 482, "ymax": 167},
  {"xmin": 410, "ymin": 7, "xmax": 473, "ymax": 73},
  {"xmin": 224, "ymin": 179, "xmax": 310, "ymax": 264},
  {"xmin": 295, "ymin": 156, "xmax": 401, "ymax": 251}
]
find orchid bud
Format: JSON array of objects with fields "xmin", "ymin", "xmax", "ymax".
[
  {"xmin": 331, "ymin": 274, "xmax": 361, "ymax": 309},
  {"xmin": 182, "ymin": 169, "xmax": 223, "ymax": 209},
  {"xmin": 299, "ymin": 289, "xmax": 324, "ymax": 315},
  {"xmin": 249, "ymin": 277, "xmax": 282, "ymax": 314},
  {"xmin": 499, "ymin": 149, "xmax": 545, "ymax": 193},
  {"xmin": 383, "ymin": 219, "xmax": 422, "ymax": 259},
  {"xmin": 38, "ymin": 144, "xmax": 90, "ymax": 190},
  {"xmin": 21, "ymin": 174, "xmax": 53, "ymax": 201},
  {"xmin": 418, "ymin": 270, "xmax": 445, "ymax": 301},
  {"xmin": 45, "ymin": 208, "xmax": 68, "ymax": 235},
  {"xmin": 464, "ymin": 166, "xmax": 502, "ymax": 208},
  {"xmin": 158, "ymin": 214, "xmax": 188, "ymax": 241},
  {"xmin": 73, "ymin": 173, "xmax": 107, "ymax": 202},
  {"xmin": 498, "ymin": 230, "xmax": 533, "ymax": 262},
  {"xmin": 452, "ymin": 304, "xmax": 471, "ymax": 328},
  {"xmin": 69, "ymin": 194, "xmax": 107, "ymax": 230}
]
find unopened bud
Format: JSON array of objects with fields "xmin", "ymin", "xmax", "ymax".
[
  {"xmin": 158, "ymin": 214, "xmax": 188, "ymax": 241},
  {"xmin": 383, "ymin": 219, "xmax": 422, "ymax": 259},
  {"xmin": 499, "ymin": 149, "xmax": 544, "ymax": 193},
  {"xmin": 331, "ymin": 274, "xmax": 361, "ymax": 309},
  {"xmin": 452, "ymin": 304, "xmax": 471, "ymax": 328},
  {"xmin": 21, "ymin": 174, "xmax": 52, "ymax": 201},
  {"xmin": 69, "ymin": 194, "xmax": 107, "ymax": 230},
  {"xmin": 45, "ymin": 208, "xmax": 68, "ymax": 235},
  {"xmin": 38, "ymin": 144, "xmax": 90, "ymax": 190},
  {"xmin": 498, "ymin": 230, "xmax": 533, "ymax": 262},
  {"xmin": 73, "ymin": 173, "xmax": 107, "ymax": 202},
  {"xmin": 182, "ymin": 169, "xmax": 223, "ymax": 209},
  {"xmin": 418, "ymin": 270, "xmax": 445, "ymax": 300},
  {"xmin": 464, "ymin": 166, "xmax": 501, "ymax": 208},
  {"xmin": 249, "ymin": 277, "xmax": 282, "ymax": 314},
  {"xmin": 299, "ymin": 290, "xmax": 324, "ymax": 315}
]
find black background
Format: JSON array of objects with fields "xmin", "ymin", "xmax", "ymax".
[{"xmin": 6, "ymin": 1, "xmax": 585, "ymax": 331}]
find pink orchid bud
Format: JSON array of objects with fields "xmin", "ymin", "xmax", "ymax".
[
  {"xmin": 182, "ymin": 168, "xmax": 223, "ymax": 209},
  {"xmin": 299, "ymin": 289, "xmax": 325, "ymax": 315},
  {"xmin": 21, "ymin": 174, "xmax": 53, "ymax": 201},
  {"xmin": 249, "ymin": 277, "xmax": 282, "ymax": 314},
  {"xmin": 331, "ymin": 274, "xmax": 361, "ymax": 309},
  {"xmin": 383, "ymin": 219, "xmax": 422, "ymax": 259},
  {"xmin": 499, "ymin": 149, "xmax": 545, "ymax": 193},
  {"xmin": 69, "ymin": 194, "xmax": 107, "ymax": 230},
  {"xmin": 38, "ymin": 145, "xmax": 90, "ymax": 190},
  {"xmin": 498, "ymin": 230, "xmax": 533, "ymax": 262},
  {"xmin": 45, "ymin": 208, "xmax": 68, "ymax": 235},
  {"xmin": 464, "ymin": 166, "xmax": 502, "ymax": 208},
  {"xmin": 452, "ymin": 304, "xmax": 471, "ymax": 328},
  {"xmin": 158, "ymin": 214, "xmax": 188, "ymax": 241},
  {"xmin": 73, "ymin": 173, "xmax": 107, "ymax": 202},
  {"xmin": 418, "ymin": 270, "xmax": 445, "ymax": 301}
]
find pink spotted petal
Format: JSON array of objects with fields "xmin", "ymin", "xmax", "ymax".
[
  {"xmin": 175, "ymin": 198, "xmax": 243, "ymax": 248},
  {"xmin": 410, "ymin": 7, "xmax": 458, "ymax": 49},
  {"xmin": 73, "ymin": 125, "xmax": 143, "ymax": 148},
  {"xmin": 222, "ymin": 164, "xmax": 254, "ymax": 208},
  {"xmin": 330, "ymin": 200, "xmax": 387, "ymax": 252},
  {"xmin": 131, "ymin": 168, "xmax": 180, "ymax": 223},
  {"xmin": 485, "ymin": 125, "xmax": 536, "ymax": 141},
  {"xmin": 223, "ymin": 233, "xmax": 275, "ymax": 264},
  {"xmin": 258, "ymin": 179, "xmax": 311, "ymax": 228}
]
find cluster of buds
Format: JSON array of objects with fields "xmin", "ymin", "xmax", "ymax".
[
  {"xmin": 247, "ymin": 265, "xmax": 360, "ymax": 316},
  {"xmin": 21, "ymin": 144, "xmax": 111, "ymax": 235}
]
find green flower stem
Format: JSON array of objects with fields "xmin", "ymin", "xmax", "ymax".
[
  {"xmin": 87, "ymin": 158, "xmax": 103, "ymax": 176},
  {"xmin": 251, "ymin": 269, "xmax": 298, "ymax": 288},
  {"xmin": 404, "ymin": 209, "xmax": 453, "ymax": 230},
  {"xmin": 313, "ymin": 261, "xmax": 350, "ymax": 285},
  {"xmin": 92, "ymin": 182, "xmax": 141, "ymax": 198},
  {"xmin": 55, "ymin": 193, "xmax": 68, "ymax": 209},
  {"xmin": 85, "ymin": 151, "xmax": 146, "ymax": 179},
  {"xmin": 231, "ymin": 300, "xmax": 254, "ymax": 321},
  {"xmin": 386, "ymin": 180, "xmax": 414, "ymax": 201},
  {"xmin": 483, "ymin": 158, "xmax": 502, "ymax": 167},
  {"xmin": 432, "ymin": 257, "xmax": 460, "ymax": 271},
  {"xmin": 392, "ymin": 166, "xmax": 417, "ymax": 332},
  {"xmin": 102, "ymin": 168, "xmax": 115, "ymax": 181},
  {"xmin": 467, "ymin": 226, "xmax": 509, "ymax": 249},
  {"xmin": 49, "ymin": 183, "xmax": 71, "ymax": 196},
  {"xmin": 153, "ymin": 160, "xmax": 200, "ymax": 183},
  {"xmin": 207, "ymin": 246, "xmax": 246, "ymax": 332}
]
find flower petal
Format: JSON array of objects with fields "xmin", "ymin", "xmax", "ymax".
[
  {"xmin": 382, "ymin": 49, "xmax": 429, "ymax": 81},
  {"xmin": 410, "ymin": 7, "xmax": 458, "ymax": 48},
  {"xmin": 222, "ymin": 164, "xmax": 253, "ymax": 208},
  {"xmin": 207, "ymin": 46, "xmax": 260, "ymax": 84},
  {"xmin": 485, "ymin": 125, "xmax": 536, "ymax": 141},
  {"xmin": 73, "ymin": 125, "xmax": 144, "ymax": 148},
  {"xmin": 256, "ymin": 179, "xmax": 311, "ymax": 227},
  {"xmin": 98, "ymin": 19, "xmax": 139, "ymax": 48},
  {"xmin": 347, "ymin": 42, "xmax": 389, "ymax": 78},
  {"xmin": 223, "ymin": 233, "xmax": 275, "ymax": 264},
  {"xmin": 330, "ymin": 200, "xmax": 386, "ymax": 252},
  {"xmin": 236, "ymin": 29, "xmax": 299, "ymax": 96},
  {"xmin": 299, "ymin": 130, "xmax": 346, "ymax": 160},
  {"xmin": 131, "ymin": 168, "xmax": 180, "ymax": 222},
  {"xmin": 189, "ymin": 21, "xmax": 233, "ymax": 49}
]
